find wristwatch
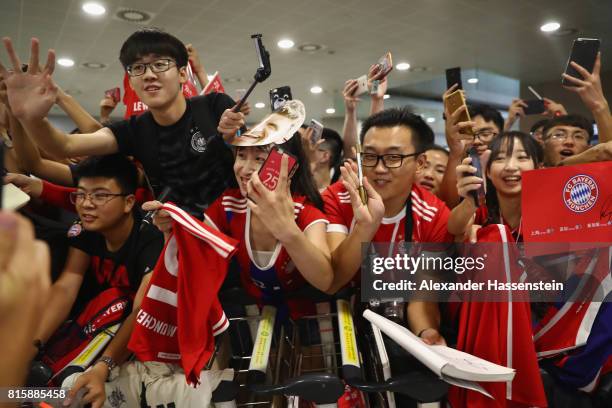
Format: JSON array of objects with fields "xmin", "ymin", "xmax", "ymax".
[{"xmin": 96, "ymin": 356, "xmax": 117, "ymax": 372}]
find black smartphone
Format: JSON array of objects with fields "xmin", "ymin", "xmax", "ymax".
[
  {"xmin": 523, "ymin": 99, "xmax": 546, "ymax": 115},
  {"xmin": 562, "ymin": 38, "xmax": 600, "ymax": 86},
  {"xmin": 446, "ymin": 67, "xmax": 462, "ymax": 90},
  {"xmin": 269, "ymin": 86, "xmax": 292, "ymax": 111},
  {"xmin": 466, "ymin": 147, "xmax": 485, "ymax": 207}
]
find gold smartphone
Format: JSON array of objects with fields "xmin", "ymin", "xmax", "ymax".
[{"xmin": 444, "ymin": 90, "xmax": 472, "ymax": 134}]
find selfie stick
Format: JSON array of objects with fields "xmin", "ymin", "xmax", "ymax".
[
  {"xmin": 232, "ymin": 34, "xmax": 272, "ymax": 113},
  {"xmin": 354, "ymin": 139, "xmax": 368, "ymax": 205},
  {"xmin": 141, "ymin": 186, "xmax": 172, "ymax": 229}
]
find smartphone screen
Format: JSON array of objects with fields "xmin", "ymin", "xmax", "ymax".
[
  {"xmin": 258, "ymin": 146, "xmax": 298, "ymax": 191},
  {"xmin": 269, "ymin": 86, "xmax": 292, "ymax": 111},
  {"xmin": 523, "ymin": 99, "xmax": 546, "ymax": 115},
  {"xmin": 446, "ymin": 67, "xmax": 462, "ymax": 90},
  {"xmin": 309, "ymin": 119, "xmax": 324, "ymax": 144},
  {"xmin": 467, "ymin": 147, "xmax": 485, "ymax": 207},
  {"xmin": 562, "ymin": 38, "xmax": 600, "ymax": 86}
]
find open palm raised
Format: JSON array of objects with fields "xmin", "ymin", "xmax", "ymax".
[{"xmin": 0, "ymin": 37, "xmax": 57, "ymax": 121}]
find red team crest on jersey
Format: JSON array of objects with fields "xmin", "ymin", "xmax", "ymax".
[{"xmin": 563, "ymin": 174, "xmax": 598, "ymax": 213}]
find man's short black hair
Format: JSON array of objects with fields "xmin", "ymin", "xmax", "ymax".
[
  {"xmin": 425, "ymin": 144, "xmax": 449, "ymax": 157},
  {"xmin": 541, "ymin": 114, "xmax": 594, "ymax": 142},
  {"xmin": 530, "ymin": 118, "xmax": 549, "ymax": 134},
  {"xmin": 320, "ymin": 128, "xmax": 343, "ymax": 169},
  {"xmin": 360, "ymin": 108, "xmax": 434, "ymax": 154},
  {"xmin": 74, "ymin": 155, "xmax": 138, "ymax": 194},
  {"xmin": 468, "ymin": 104, "xmax": 504, "ymax": 133},
  {"xmin": 119, "ymin": 28, "xmax": 188, "ymax": 69}
]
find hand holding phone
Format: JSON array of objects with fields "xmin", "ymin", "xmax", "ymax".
[
  {"xmin": 354, "ymin": 75, "xmax": 369, "ymax": 96},
  {"xmin": 376, "ymin": 51, "xmax": 393, "ymax": 78},
  {"xmin": 258, "ymin": 146, "xmax": 298, "ymax": 191},
  {"xmin": 562, "ymin": 38, "xmax": 600, "ymax": 86},
  {"xmin": 466, "ymin": 147, "xmax": 485, "ymax": 207},
  {"xmin": 308, "ymin": 119, "xmax": 324, "ymax": 144},
  {"xmin": 104, "ymin": 87, "xmax": 120, "ymax": 104},
  {"xmin": 444, "ymin": 90, "xmax": 471, "ymax": 127}
]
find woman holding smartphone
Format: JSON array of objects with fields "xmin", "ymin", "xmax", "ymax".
[
  {"xmin": 151, "ymin": 101, "xmax": 333, "ymax": 320},
  {"xmin": 448, "ymin": 131, "xmax": 543, "ymax": 240},
  {"xmin": 446, "ymin": 131, "xmax": 548, "ymax": 407}
]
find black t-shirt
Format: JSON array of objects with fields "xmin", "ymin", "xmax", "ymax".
[
  {"xmin": 68, "ymin": 215, "xmax": 164, "ymax": 297},
  {"xmin": 108, "ymin": 93, "xmax": 236, "ymax": 216}
]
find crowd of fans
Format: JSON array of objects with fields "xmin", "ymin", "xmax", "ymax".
[{"xmin": 0, "ymin": 27, "xmax": 610, "ymax": 408}]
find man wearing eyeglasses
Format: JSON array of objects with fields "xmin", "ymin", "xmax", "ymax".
[
  {"xmin": 29, "ymin": 155, "xmax": 163, "ymax": 405},
  {"xmin": 540, "ymin": 114, "xmax": 593, "ymax": 167},
  {"xmin": 323, "ymin": 108, "xmax": 452, "ymax": 341},
  {"xmin": 0, "ymin": 29, "xmax": 245, "ymax": 216}
]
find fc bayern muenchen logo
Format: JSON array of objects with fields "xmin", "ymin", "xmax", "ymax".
[{"xmin": 563, "ymin": 174, "xmax": 598, "ymax": 213}]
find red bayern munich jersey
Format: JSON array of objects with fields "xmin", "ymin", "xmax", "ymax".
[
  {"xmin": 129, "ymin": 203, "xmax": 238, "ymax": 385},
  {"xmin": 322, "ymin": 182, "xmax": 452, "ymax": 244},
  {"xmin": 204, "ymin": 189, "xmax": 329, "ymax": 319}
]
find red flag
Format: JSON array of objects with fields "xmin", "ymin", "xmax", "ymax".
[
  {"xmin": 448, "ymin": 224, "xmax": 547, "ymax": 408},
  {"xmin": 201, "ymin": 71, "xmax": 225, "ymax": 95},
  {"xmin": 522, "ymin": 162, "xmax": 612, "ymax": 255}
]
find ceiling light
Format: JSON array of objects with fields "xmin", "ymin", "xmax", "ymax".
[
  {"xmin": 383, "ymin": 94, "xmax": 390, "ymax": 99},
  {"xmin": 396, "ymin": 62, "xmax": 410, "ymax": 71},
  {"xmin": 540, "ymin": 22, "xmax": 560, "ymax": 32},
  {"xmin": 426, "ymin": 117, "xmax": 436, "ymax": 123},
  {"xmin": 81, "ymin": 61, "xmax": 107, "ymax": 69},
  {"xmin": 57, "ymin": 58, "xmax": 75, "ymax": 67},
  {"xmin": 310, "ymin": 86, "xmax": 323, "ymax": 94},
  {"xmin": 82, "ymin": 2, "xmax": 106, "ymax": 16},
  {"xmin": 115, "ymin": 8, "xmax": 151, "ymax": 23},
  {"xmin": 277, "ymin": 39, "xmax": 295, "ymax": 49},
  {"xmin": 326, "ymin": 108, "xmax": 335, "ymax": 114},
  {"xmin": 298, "ymin": 43, "xmax": 323, "ymax": 52},
  {"xmin": 467, "ymin": 77, "xmax": 479, "ymax": 84},
  {"xmin": 255, "ymin": 102, "xmax": 265, "ymax": 109}
]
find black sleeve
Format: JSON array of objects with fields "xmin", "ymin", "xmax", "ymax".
[
  {"xmin": 68, "ymin": 229, "xmax": 99, "ymax": 255},
  {"xmin": 106, "ymin": 119, "xmax": 134, "ymax": 156},
  {"xmin": 134, "ymin": 224, "xmax": 164, "ymax": 282},
  {"xmin": 209, "ymin": 92, "xmax": 236, "ymax": 121}
]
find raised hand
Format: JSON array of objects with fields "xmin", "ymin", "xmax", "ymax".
[
  {"xmin": 0, "ymin": 38, "xmax": 57, "ymax": 121},
  {"xmin": 246, "ymin": 154, "xmax": 298, "ymax": 242},
  {"xmin": 443, "ymin": 85, "xmax": 475, "ymax": 155},
  {"xmin": 340, "ymin": 160, "xmax": 384, "ymax": 229},
  {"xmin": 562, "ymin": 52, "xmax": 609, "ymax": 114},
  {"xmin": 504, "ymin": 99, "xmax": 527, "ymax": 130},
  {"xmin": 342, "ymin": 79, "xmax": 361, "ymax": 113},
  {"xmin": 455, "ymin": 156, "xmax": 483, "ymax": 200}
]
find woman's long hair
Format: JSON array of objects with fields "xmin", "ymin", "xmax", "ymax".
[
  {"xmin": 278, "ymin": 133, "xmax": 324, "ymax": 210},
  {"xmin": 484, "ymin": 131, "xmax": 543, "ymax": 225}
]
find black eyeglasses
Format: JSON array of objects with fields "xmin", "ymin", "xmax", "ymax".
[
  {"xmin": 361, "ymin": 152, "xmax": 421, "ymax": 168},
  {"xmin": 70, "ymin": 192, "xmax": 128, "ymax": 206},
  {"xmin": 126, "ymin": 59, "xmax": 176, "ymax": 77}
]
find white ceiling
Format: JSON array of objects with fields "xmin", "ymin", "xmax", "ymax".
[{"xmin": 1, "ymin": 0, "xmax": 611, "ymax": 125}]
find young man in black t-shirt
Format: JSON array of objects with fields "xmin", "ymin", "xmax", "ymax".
[
  {"xmin": 30, "ymin": 155, "xmax": 163, "ymax": 404},
  {"xmin": 1, "ymin": 29, "xmax": 245, "ymax": 215}
]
